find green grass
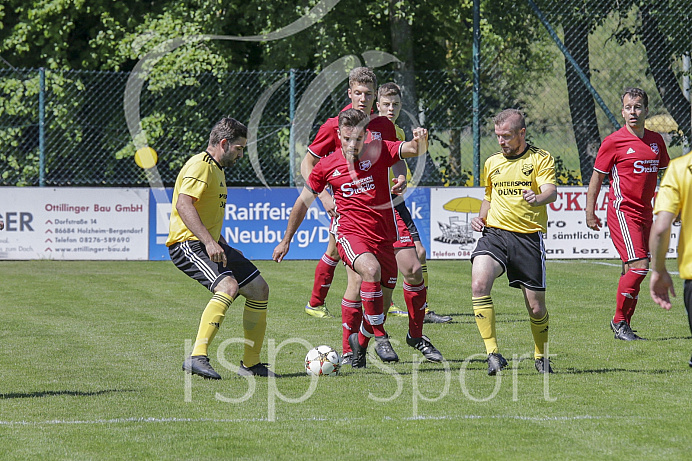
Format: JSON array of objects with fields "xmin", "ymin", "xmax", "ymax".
[{"xmin": 1, "ymin": 259, "xmax": 691, "ymax": 459}]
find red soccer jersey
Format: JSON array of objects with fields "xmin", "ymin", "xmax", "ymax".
[
  {"xmin": 307, "ymin": 140, "xmax": 404, "ymax": 244},
  {"xmin": 594, "ymin": 126, "xmax": 669, "ymax": 220},
  {"xmin": 307, "ymin": 105, "xmax": 397, "ymax": 159}
]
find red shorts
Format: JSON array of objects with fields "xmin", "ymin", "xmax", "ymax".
[
  {"xmin": 336, "ymin": 234, "xmax": 398, "ymax": 289},
  {"xmin": 393, "ymin": 209, "xmax": 415, "ymax": 250},
  {"xmin": 607, "ymin": 209, "xmax": 651, "ymax": 263}
]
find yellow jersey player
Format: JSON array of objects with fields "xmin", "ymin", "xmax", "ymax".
[
  {"xmin": 377, "ymin": 82, "xmax": 452, "ymax": 324},
  {"xmin": 167, "ymin": 117, "xmax": 276, "ymax": 379},
  {"xmin": 650, "ymin": 149, "xmax": 692, "ymax": 367},
  {"xmin": 470, "ymin": 109, "xmax": 557, "ymax": 375}
]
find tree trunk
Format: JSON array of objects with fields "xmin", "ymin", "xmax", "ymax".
[
  {"xmin": 389, "ymin": 0, "xmax": 442, "ymax": 185},
  {"xmin": 563, "ymin": 21, "xmax": 602, "ymax": 185},
  {"xmin": 640, "ymin": 5, "xmax": 692, "ymax": 141}
]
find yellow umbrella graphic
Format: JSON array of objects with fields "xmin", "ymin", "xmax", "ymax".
[
  {"xmin": 436, "ymin": 196, "xmax": 483, "ymax": 245},
  {"xmin": 443, "ymin": 196, "xmax": 482, "ymax": 213}
]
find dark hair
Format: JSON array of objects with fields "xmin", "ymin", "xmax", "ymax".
[
  {"xmin": 493, "ymin": 109, "xmax": 526, "ymax": 131},
  {"xmin": 348, "ymin": 67, "xmax": 377, "ymax": 90},
  {"xmin": 378, "ymin": 82, "xmax": 402, "ymax": 100},
  {"xmin": 338, "ymin": 108, "xmax": 369, "ymax": 131},
  {"xmin": 621, "ymin": 87, "xmax": 648, "ymax": 108},
  {"xmin": 209, "ymin": 117, "xmax": 247, "ymax": 146}
]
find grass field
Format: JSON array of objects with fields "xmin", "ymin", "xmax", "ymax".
[{"xmin": 1, "ymin": 259, "xmax": 691, "ymax": 460}]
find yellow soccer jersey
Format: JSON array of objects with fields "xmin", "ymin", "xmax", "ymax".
[
  {"xmin": 166, "ymin": 152, "xmax": 227, "ymax": 246},
  {"xmin": 394, "ymin": 124, "xmax": 405, "ymax": 142},
  {"xmin": 483, "ymin": 145, "xmax": 556, "ymax": 234},
  {"xmin": 653, "ymin": 153, "xmax": 692, "ymax": 279},
  {"xmin": 389, "ymin": 124, "xmax": 412, "ymax": 184}
]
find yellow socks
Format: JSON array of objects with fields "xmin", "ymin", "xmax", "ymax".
[
  {"xmin": 473, "ymin": 295, "xmax": 498, "ymax": 354},
  {"xmin": 191, "ymin": 292, "xmax": 233, "ymax": 357},
  {"xmin": 421, "ymin": 263, "xmax": 429, "ymax": 288},
  {"xmin": 530, "ymin": 311, "xmax": 549, "ymax": 359},
  {"xmin": 243, "ymin": 299, "xmax": 268, "ymax": 368}
]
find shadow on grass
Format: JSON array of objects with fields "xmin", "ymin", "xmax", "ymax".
[
  {"xmin": 646, "ymin": 336, "xmax": 692, "ymax": 341},
  {"xmin": 557, "ymin": 367, "xmax": 688, "ymax": 375},
  {"xmin": 0, "ymin": 389, "xmax": 136, "ymax": 399}
]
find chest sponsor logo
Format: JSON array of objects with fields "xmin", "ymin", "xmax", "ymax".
[
  {"xmin": 633, "ymin": 159, "xmax": 659, "ymax": 174},
  {"xmin": 340, "ymin": 175, "xmax": 375, "ymax": 197},
  {"xmin": 522, "ymin": 164, "xmax": 534, "ymax": 176},
  {"xmin": 359, "ymin": 160, "xmax": 372, "ymax": 171},
  {"xmin": 650, "ymin": 143, "xmax": 659, "ymax": 155},
  {"xmin": 626, "ymin": 147, "xmax": 636, "ymax": 155}
]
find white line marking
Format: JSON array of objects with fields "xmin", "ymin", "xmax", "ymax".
[{"xmin": 0, "ymin": 414, "xmax": 616, "ymax": 426}]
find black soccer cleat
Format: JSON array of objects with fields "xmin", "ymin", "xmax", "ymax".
[
  {"xmin": 348, "ymin": 333, "xmax": 367, "ymax": 368},
  {"xmin": 688, "ymin": 354, "xmax": 692, "ymax": 368},
  {"xmin": 406, "ymin": 334, "xmax": 444, "ymax": 362},
  {"xmin": 374, "ymin": 334, "xmax": 400, "ymax": 362},
  {"xmin": 487, "ymin": 352, "xmax": 508, "ymax": 376},
  {"xmin": 341, "ymin": 352, "xmax": 353, "ymax": 366},
  {"xmin": 611, "ymin": 320, "xmax": 644, "ymax": 341},
  {"xmin": 183, "ymin": 355, "xmax": 221, "ymax": 380},
  {"xmin": 534, "ymin": 357, "xmax": 554, "ymax": 374},
  {"xmin": 423, "ymin": 309, "xmax": 453, "ymax": 324},
  {"xmin": 237, "ymin": 361, "xmax": 280, "ymax": 377}
]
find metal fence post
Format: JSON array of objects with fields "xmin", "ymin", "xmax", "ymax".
[
  {"xmin": 684, "ymin": 53, "xmax": 690, "ymax": 155},
  {"xmin": 289, "ymin": 68, "xmax": 296, "ymax": 187},
  {"xmin": 39, "ymin": 67, "xmax": 46, "ymax": 187},
  {"xmin": 472, "ymin": 0, "xmax": 481, "ymax": 186}
]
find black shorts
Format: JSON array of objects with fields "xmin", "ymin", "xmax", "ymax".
[
  {"xmin": 471, "ymin": 227, "xmax": 546, "ymax": 291},
  {"xmin": 169, "ymin": 240, "xmax": 260, "ymax": 292},
  {"xmin": 393, "ymin": 197, "xmax": 421, "ymax": 242}
]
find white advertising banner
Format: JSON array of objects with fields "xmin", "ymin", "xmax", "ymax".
[
  {"xmin": 0, "ymin": 188, "xmax": 149, "ymax": 260},
  {"xmin": 429, "ymin": 186, "xmax": 680, "ymax": 260}
]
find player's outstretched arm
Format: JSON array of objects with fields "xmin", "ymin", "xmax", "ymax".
[
  {"xmin": 585, "ymin": 170, "xmax": 606, "ymax": 231},
  {"xmin": 471, "ymin": 200, "xmax": 491, "ymax": 232},
  {"xmin": 649, "ymin": 210, "xmax": 676, "ymax": 310},
  {"xmin": 400, "ymin": 128, "xmax": 428, "ymax": 158},
  {"xmin": 273, "ymin": 187, "xmax": 317, "ymax": 262},
  {"xmin": 523, "ymin": 183, "xmax": 557, "ymax": 207},
  {"xmin": 177, "ymin": 193, "xmax": 227, "ymax": 266}
]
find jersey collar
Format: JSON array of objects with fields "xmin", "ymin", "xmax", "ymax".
[
  {"xmin": 204, "ymin": 150, "xmax": 223, "ymax": 169},
  {"xmin": 504, "ymin": 144, "xmax": 530, "ymax": 160}
]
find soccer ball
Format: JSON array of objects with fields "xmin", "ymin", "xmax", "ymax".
[{"xmin": 305, "ymin": 345, "xmax": 341, "ymax": 376}]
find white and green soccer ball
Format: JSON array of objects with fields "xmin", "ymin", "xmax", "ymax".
[{"xmin": 305, "ymin": 345, "xmax": 341, "ymax": 376}]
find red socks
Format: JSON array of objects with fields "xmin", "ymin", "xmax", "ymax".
[
  {"xmin": 358, "ymin": 281, "xmax": 385, "ymax": 346},
  {"xmin": 614, "ymin": 268, "xmax": 648, "ymax": 324},
  {"xmin": 309, "ymin": 254, "xmax": 338, "ymax": 307},
  {"xmin": 341, "ymin": 298, "xmax": 362, "ymax": 354},
  {"xmin": 404, "ymin": 281, "xmax": 426, "ymax": 338}
]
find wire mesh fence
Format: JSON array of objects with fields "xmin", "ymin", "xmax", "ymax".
[{"xmin": 1, "ymin": 1, "xmax": 690, "ymax": 188}]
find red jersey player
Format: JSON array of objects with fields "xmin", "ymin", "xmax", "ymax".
[
  {"xmin": 585, "ymin": 87, "xmax": 670, "ymax": 341},
  {"xmin": 274, "ymin": 109, "xmax": 444, "ymax": 367},
  {"xmin": 300, "ymin": 67, "xmax": 401, "ymax": 324}
]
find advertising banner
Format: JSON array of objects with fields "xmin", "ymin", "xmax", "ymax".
[
  {"xmin": 149, "ymin": 187, "xmax": 431, "ymax": 261},
  {"xmin": 0, "ymin": 188, "xmax": 149, "ymax": 260},
  {"xmin": 429, "ymin": 186, "xmax": 679, "ymax": 260}
]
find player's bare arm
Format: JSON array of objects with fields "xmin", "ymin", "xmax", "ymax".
[
  {"xmin": 391, "ymin": 160, "xmax": 408, "ymax": 195},
  {"xmin": 300, "ymin": 153, "xmax": 336, "ymax": 217},
  {"xmin": 176, "ymin": 193, "xmax": 227, "ymax": 266},
  {"xmin": 649, "ymin": 210, "xmax": 676, "ymax": 310},
  {"xmin": 523, "ymin": 183, "xmax": 557, "ymax": 207},
  {"xmin": 585, "ymin": 170, "xmax": 607, "ymax": 231},
  {"xmin": 273, "ymin": 187, "xmax": 318, "ymax": 262},
  {"xmin": 471, "ymin": 200, "xmax": 491, "ymax": 232},
  {"xmin": 400, "ymin": 128, "xmax": 429, "ymax": 158}
]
